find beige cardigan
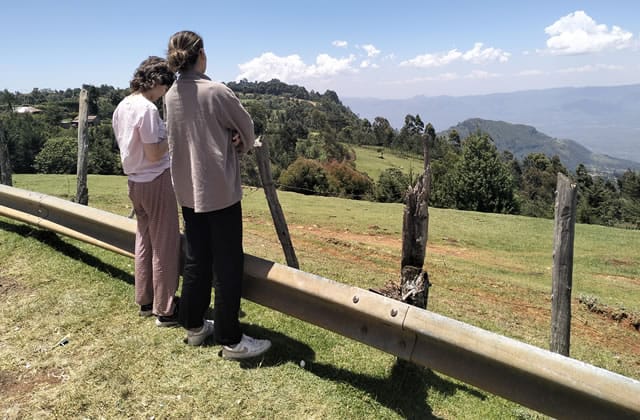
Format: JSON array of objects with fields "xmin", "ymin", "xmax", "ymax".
[{"xmin": 165, "ymin": 71, "xmax": 254, "ymax": 212}]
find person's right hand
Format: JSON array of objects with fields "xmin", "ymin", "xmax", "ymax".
[{"xmin": 232, "ymin": 131, "xmax": 241, "ymax": 147}]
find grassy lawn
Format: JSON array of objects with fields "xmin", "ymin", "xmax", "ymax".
[
  {"xmin": 1, "ymin": 174, "xmax": 638, "ymax": 419},
  {"xmin": 349, "ymin": 145, "xmax": 424, "ymax": 181}
]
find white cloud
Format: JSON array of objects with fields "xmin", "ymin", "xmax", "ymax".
[
  {"xmin": 518, "ymin": 69, "xmax": 545, "ymax": 76},
  {"xmin": 555, "ymin": 63, "xmax": 624, "ymax": 73},
  {"xmin": 544, "ymin": 10, "xmax": 633, "ymax": 55},
  {"xmin": 236, "ymin": 52, "xmax": 356, "ymax": 82},
  {"xmin": 400, "ymin": 43, "xmax": 509, "ymax": 67},
  {"xmin": 400, "ymin": 49, "xmax": 462, "ymax": 68},
  {"xmin": 463, "ymin": 70, "xmax": 500, "ymax": 79},
  {"xmin": 333, "ymin": 40, "xmax": 348, "ymax": 48},
  {"xmin": 360, "ymin": 60, "xmax": 379, "ymax": 69},
  {"xmin": 361, "ymin": 44, "xmax": 381, "ymax": 57},
  {"xmin": 462, "ymin": 43, "xmax": 510, "ymax": 64},
  {"xmin": 313, "ymin": 53, "xmax": 356, "ymax": 76}
]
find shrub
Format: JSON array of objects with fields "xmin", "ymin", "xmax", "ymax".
[
  {"xmin": 376, "ymin": 167, "xmax": 410, "ymax": 203},
  {"xmin": 324, "ymin": 160, "xmax": 373, "ymax": 199},
  {"xmin": 278, "ymin": 157, "xmax": 329, "ymax": 195},
  {"xmin": 34, "ymin": 136, "xmax": 77, "ymax": 174}
]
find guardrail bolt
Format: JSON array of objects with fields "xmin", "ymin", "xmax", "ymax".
[{"xmin": 352, "ymin": 296, "xmax": 359, "ymax": 304}]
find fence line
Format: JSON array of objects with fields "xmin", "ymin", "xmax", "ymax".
[{"xmin": 0, "ymin": 183, "xmax": 639, "ymax": 419}]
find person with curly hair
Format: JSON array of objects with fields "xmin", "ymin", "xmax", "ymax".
[
  {"xmin": 112, "ymin": 56, "xmax": 180, "ymax": 327},
  {"xmin": 164, "ymin": 31, "xmax": 271, "ymax": 358}
]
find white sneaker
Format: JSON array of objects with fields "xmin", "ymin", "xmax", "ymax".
[
  {"xmin": 185, "ymin": 320, "xmax": 215, "ymax": 346},
  {"xmin": 222, "ymin": 334, "xmax": 271, "ymax": 360}
]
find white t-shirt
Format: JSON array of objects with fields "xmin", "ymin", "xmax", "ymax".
[{"xmin": 112, "ymin": 94, "xmax": 169, "ymax": 183}]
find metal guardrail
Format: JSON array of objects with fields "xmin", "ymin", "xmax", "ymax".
[{"xmin": 1, "ymin": 184, "xmax": 639, "ymax": 419}]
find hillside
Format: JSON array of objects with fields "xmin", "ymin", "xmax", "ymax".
[
  {"xmin": 442, "ymin": 118, "xmax": 640, "ymax": 173},
  {"xmin": 1, "ymin": 174, "xmax": 639, "ymax": 418},
  {"xmin": 343, "ymin": 84, "xmax": 640, "ymax": 163}
]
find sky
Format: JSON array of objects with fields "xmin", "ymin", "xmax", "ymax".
[{"xmin": 2, "ymin": 1, "xmax": 640, "ymax": 99}]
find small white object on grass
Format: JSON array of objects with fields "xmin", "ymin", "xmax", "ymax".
[{"xmin": 299, "ymin": 360, "xmax": 306, "ymax": 368}]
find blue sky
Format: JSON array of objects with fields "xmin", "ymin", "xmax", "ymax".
[{"xmin": 3, "ymin": 1, "xmax": 639, "ymax": 99}]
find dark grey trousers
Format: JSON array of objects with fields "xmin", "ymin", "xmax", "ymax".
[{"xmin": 179, "ymin": 202, "xmax": 243, "ymax": 346}]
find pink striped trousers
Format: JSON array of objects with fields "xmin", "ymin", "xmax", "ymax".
[{"xmin": 128, "ymin": 169, "xmax": 180, "ymax": 316}]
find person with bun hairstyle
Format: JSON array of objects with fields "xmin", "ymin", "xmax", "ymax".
[
  {"xmin": 165, "ymin": 30, "xmax": 271, "ymax": 358},
  {"xmin": 112, "ymin": 56, "xmax": 180, "ymax": 327}
]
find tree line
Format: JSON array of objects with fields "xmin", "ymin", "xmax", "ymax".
[{"xmin": 1, "ymin": 83, "xmax": 639, "ymax": 229}]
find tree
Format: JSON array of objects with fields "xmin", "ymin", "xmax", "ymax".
[
  {"xmin": 452, "ymin": 133, "xmax": 517, "ymax": 213},
  {"xmin": 430, "ymin": 150, "xmax": 459, "ymax": 209},
  {"xmin": 519, "ymin": 153, "xmax": 566, "ymax": 218},
  {"xmin": 1, "ymin": 113, "xmax": 47, "ymax": 173},
  {"xmin": 376, "ymin": 168, "xmax": 410, "ymax": 203},
  {"xmin": 372, "ymin": 117, "xmax": 395, "ymax": 147},
  {"xmin": 394, "ymin": 114, "xmax": 424, "ymax": 153}
]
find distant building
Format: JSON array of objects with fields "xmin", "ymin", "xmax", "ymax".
[
  {"xmin": 14, "ymin": 106, "xmax": 42, "ymax": 114},
  {"xmin": 70, "ymin": 115, "xmax": 100, "ymax": 128}
]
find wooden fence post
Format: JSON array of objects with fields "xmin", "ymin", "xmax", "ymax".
[
  {"xmin": 399, "ymin": 125, "xmax": 434, "ymax": 309},
  {"xmin": 254, "ymin": 136, "xmax": 299, "ymax": 269},
  {"xmin": 76, "ymin": 88, "xmax": 89, "ymax": 205},
  {"xmin": 0, "ymin": 124, "xmax": 12, "ymax": 186},
  {"xmin": 550, "ymin": 172, "xmax": 578, "ymax": 356}
]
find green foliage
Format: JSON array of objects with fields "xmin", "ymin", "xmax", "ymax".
[
  {"xmin": 278, "ymin": 157, "xmax": 329, "ymax": 195},
  {"xmin": 452, "ymin": 133, "xmax": 517, "ymax": 213},
  {"xmin": 324, "ymin": 160, "xmax": 374, "ymax": 199},
  {"xmin": 2, "ymin": 82, "xmax": 639, "ymax": 230},
  {"xmin": 376, "ymin": 167, "xmax": 410, "ymax": 203},
  {"xmin": 34, "ymin": 136, "xmax": 77, "ymax": 174},
  {"xmin": 429, "ymin": 151, "xmax": 460, "ymax": 209},
  {"xmin": 372, "ymin": 117, "xmax": 395, "ymax": 147},
  {"xmin": 0, "ymin": 112, "xmax": 47, "ymax": 173},
  {"xmin": 518, "ymin": 153, "xmax": 567, "ymax": 218}
]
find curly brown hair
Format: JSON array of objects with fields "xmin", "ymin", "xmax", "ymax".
[
  {"xmin": 167, "ymin": 31, "xmax": 203, "ymax": 73},
  {"xmin": 129, "ymin": 56, "xmax": 176, "ymax": 93}
]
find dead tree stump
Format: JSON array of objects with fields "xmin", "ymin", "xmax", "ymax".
[{"xmin": 399, "ymin": 124, "xmax": 434, "ymax": 309}]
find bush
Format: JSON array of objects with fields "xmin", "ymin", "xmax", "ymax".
[
  {"xmin": 324, "ymin": 160, "xmax": 373, "ymax": 199},
  {"xmin": 34, "ymin": 136, "xmax": 77, "ymax": 174},
  {"xmin": 278, "ymin": 157, "xmax": 329, "ymax": 195},
  {"xmin": 376, "ymin": 168, "xmax": 410, "ymax": 203}
]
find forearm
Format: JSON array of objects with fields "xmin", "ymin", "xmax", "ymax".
[{"xmin": 142, "ymin": 139, "xmax": 169, "ymax": 162}]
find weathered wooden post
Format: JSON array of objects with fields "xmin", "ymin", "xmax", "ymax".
[
  {"xmin": 550, "ymin": 172, "xmax": 578, "ymax": 356},
  {"xmin": 399, "ymin": 124, "xmax": 434, "ymax": 308},
  {"xmin": 76, "ymin": 88, "xmax": 89, "ymax": 205},
  {"xmin": 254, "ymin": 136, "xmax": 299, "ymax": 269},
  {"xmin": 0, "ymin": 124, "xmax": 12, "ymax": 186}
]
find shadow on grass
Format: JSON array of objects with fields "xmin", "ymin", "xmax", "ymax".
[
  {"xmin": 0, "ymin": 220, "xmax": 134, "ymax": 285},
  {"xmin": 215, "ymin": 319, "xmax": 485, "ymax": 418},
  {"xmin": 207, "ymin": 323, "xmax": 317, "ymax": 370},
  {"xmin": 307, "ymin": 359, "xmax": 486, "ymax": 419}
]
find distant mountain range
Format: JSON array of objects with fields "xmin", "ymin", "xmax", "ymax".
[
  {"xmin": 343, "ymin": 84, "xmax": 640, "ymax": 164},
  {"xmin": 440, "ymin": 118, "xmax": 640, "ymax": 174}
]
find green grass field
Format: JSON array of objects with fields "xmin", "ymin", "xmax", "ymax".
[
  {"xmin": 1, "ymin": 174, "xmax": 638, "ymax": 419},
  {"xmin": 349, "ymin": 145, "xmax": 425, "ymax": 181}
]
